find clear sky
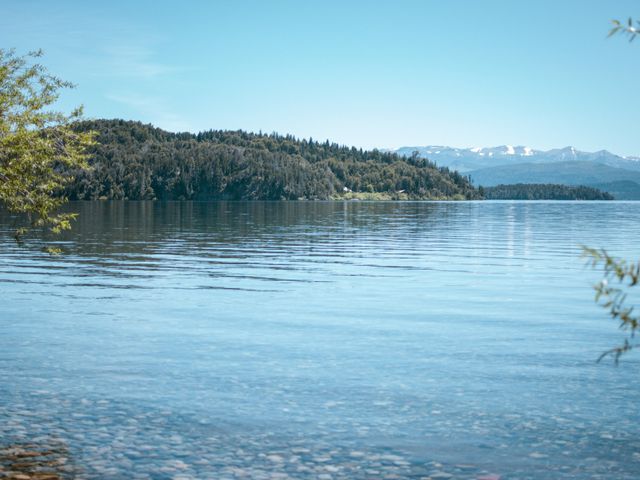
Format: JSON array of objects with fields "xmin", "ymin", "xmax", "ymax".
[{"xmin": 2, "ymin": 0, "xmax": 640, "ymax": 155}]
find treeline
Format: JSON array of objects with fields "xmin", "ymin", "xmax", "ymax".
[
  {"xmin": 65, "ymin": 120, "xmax": 481, "ymax": 201},
  {"xmin": 481, "ymin": 183, "xmax": 614, "ymax": 200}
]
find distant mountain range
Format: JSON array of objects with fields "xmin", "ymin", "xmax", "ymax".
[{"xmin": 393, "ymin": 145, "xmax": 640, "ymax": 199}]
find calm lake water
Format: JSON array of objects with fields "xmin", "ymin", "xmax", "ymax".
[{"xmin": 1, "ymin": 201, "xmax": 640, "ymax": 479}]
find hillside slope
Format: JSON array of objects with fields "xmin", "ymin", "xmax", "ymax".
[
  {"xmin": 469, "ymin": 161, "xmax": 640, "ymax": 188},
  {"xmin": 588, "ymin": 181, "xmax": 640, "ymax": 200},
  {"xmin": 68, "ymin": 120, "xmax": 480, "ymax": 201}
]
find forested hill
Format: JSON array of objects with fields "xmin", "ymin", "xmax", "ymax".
[
  {"xmin": 482, "ymin": 183, "xmax": 614, "ymax": 200},
  {"xmin": 66, "ymin": 120, "xmax": 480, "ymax": 201}
]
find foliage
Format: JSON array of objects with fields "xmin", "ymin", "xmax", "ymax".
[
  {"xmin": 66, "ymin": 120, "xmax": 481, "ymax": 201},
  {"xmin": 483, "ymin": 183, "xmax": 613, "ymax": 200},
  {"xmin": 583, "ymin": 247, "xmax": 640, "ymax": 363},
  {"xmin": 0, "ymin": 48, "xmax": 94, "ymax": 248},
  {"xmin": 609, "ymin": 18, "xmax": 639, "ymax": 42}
]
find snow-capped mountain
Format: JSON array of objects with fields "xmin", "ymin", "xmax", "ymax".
[
  {"xmin": 391, "ymin": 145, "xmax": 640, "ymax": 198},
  {"xmin": 393, "ymin": 145, "xmax": 640, "ymax": 173}
]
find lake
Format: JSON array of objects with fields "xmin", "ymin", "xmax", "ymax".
[{"xmin": 1, "ymin": 201, "xmax": 639, "ymax": 479}]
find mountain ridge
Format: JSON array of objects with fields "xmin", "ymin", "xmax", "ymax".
[
  {"xmin": 393, "ymin": 145, "xmax": 640, "ymax": 173},
  {"xmin": 392, "ymin": 144, "xmax": 640, "ymax": 199}
]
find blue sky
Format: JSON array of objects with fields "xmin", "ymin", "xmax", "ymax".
[{"xmin": 2, "ymin": 0, "xmax": 640, "ymax": 155}]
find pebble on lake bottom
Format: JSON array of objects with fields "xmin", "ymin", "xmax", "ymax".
[
  {"xmin": 2, "ymin": 391, "xmax": 640, "ymax": 480},
  {"xmin": 0, "ymin": 441, "xmax": 76, "ymax": 480}
]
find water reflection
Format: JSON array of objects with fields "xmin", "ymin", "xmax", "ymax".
[{"xmin": 1, "ymin": 201, "xmax": 640, "ymax": 479}]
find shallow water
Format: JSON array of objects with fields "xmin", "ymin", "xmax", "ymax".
[{"xmin": 1, "ymin": 201, "xmax": 639, "ymax": 479}]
